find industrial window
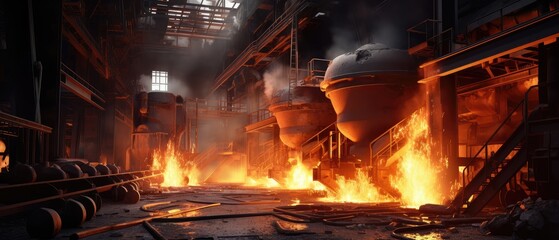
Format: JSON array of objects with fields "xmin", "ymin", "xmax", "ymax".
[{"xmin": 151, "ymin": 71, "xmax": 168, "ymax": 91}]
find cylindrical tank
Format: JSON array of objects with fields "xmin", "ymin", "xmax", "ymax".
[
  {"xmin": 269, "ymin": 86, "xmax": 336, "ymax": 149},
  {"xmin": 320, "ymin": 43, "xmax": 419, "ymax": 143},
  {"xmin": 147, "ymin": 92, "xmax": 176, "ymax": 134},
  {"xmin": 133, "ymin": 92, "xmax": 148, "ymax": 128}
]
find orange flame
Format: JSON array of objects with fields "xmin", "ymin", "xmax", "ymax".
[
  {"xmin": 323, "ymin": 169, "xmax": 394, "ymax": 203},
  {"xmin": 389, "ymin": 109, "xmax": 447, "ymax": 208},
  {"xmin": 284, "ymin": 156, "xmax": 325, "ymax": 190},
  {"xmin": 152, "ymin": 142, "xmax": 200, "ymax": 187}
]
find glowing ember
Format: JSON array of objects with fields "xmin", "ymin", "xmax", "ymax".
[
  {"xmin": 244, "ymin": 177, "xmax": 280, "ymax": 188},
  {"xmin": 152, "ymin": 142, "xmax": 200, "ymax": 187},
  {"xmin": 323, "ymin": 169, "xmax": 394, "ymax": 203},
  {"xmin": 389, "ymin": 109, "xmax": 447, "ymax": 208}
]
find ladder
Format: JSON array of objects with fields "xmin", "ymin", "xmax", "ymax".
[{"xmin": 287, "ymin": 15, "xmax": 299, "ymax": 108}]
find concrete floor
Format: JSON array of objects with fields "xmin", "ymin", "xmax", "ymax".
[{"xmin": 0, "ymin": 185, "xmax": 513, "ymax": 240}]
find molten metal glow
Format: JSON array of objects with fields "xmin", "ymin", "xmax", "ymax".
[
  {"xmin": 152, "ymin": 142, "xmax": 200, "ymax": 187},
  {"xmin": 244, "ymin": 177, "xmax": 280, "ymax": 188},
  {"xmin": 324, "ymin": 169, "xmax": 394, "ymax": 203},
  {"xmin": 284, "ymin": 156, "xmax": 325, "ymax": 190},
  {"xmin": 389, "ymin": 109, "xmax": 447, "ymax": 208}
]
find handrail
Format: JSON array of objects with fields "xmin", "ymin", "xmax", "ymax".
[
  {"xmin": 367, "ymin": 108, "xmax": 423, "ymax": 182},
  {"xmin": 460, "ymin": 84, "xmax": 540, "ymax": 206},
  {"xmin": 61, "ymin": 62, "xmax": 106, "ymax": 100},
  {"xmin": 192, "ymin": 144, "xmax": 219, "ymax": 166},
  {"xmin": 0, "ymin": 111, "xmax": 52, "ymax": 134},
  {"xmin": 407, "ymin": 18, "xmax": 440, "ymax": 33},
  {"xmin": 248, "ymin": 109, "xmax": 273, "ymax": 124},
  {"xmin": 301, "ymin": 121, "xmax": 336, "ymax": 147},
  {"xmin": 368, "ymin": 108, "xmax": 422, "ymax": 166},
  {"xmin": 253, "ymin": 145, "xmax": 277, "ymax": 173}
]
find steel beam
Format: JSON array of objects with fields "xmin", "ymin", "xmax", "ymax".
[{"xmin": 421, "ymin": 10, "xmax": 559, "ymax": 80}]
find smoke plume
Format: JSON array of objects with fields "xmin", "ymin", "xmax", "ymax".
[{"xmin": 263, "ymin": 63, "xmax": 288, "ymax": 99}]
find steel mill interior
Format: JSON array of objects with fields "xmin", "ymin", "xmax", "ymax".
[{"xmin": 1, "ymin": 0, "xmax": 559, "ymax": 239}]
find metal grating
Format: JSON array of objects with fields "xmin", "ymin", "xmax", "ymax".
[{"xmin": 148, "ymin": 0, "xmax": 240, "ymax": 40}]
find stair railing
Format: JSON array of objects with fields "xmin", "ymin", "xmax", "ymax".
[
  {"xmin": 460, "ymin": 84, "xmax": 540, "ymax": 206},
  {"xmin": 368, "ymin": 108, "xmax": 423, "ymax": 181},
  {"xmin": 301, "ymin": 121, "xmax": 336, "ymax": 159},
  {"xmin": 253, "ymin": 144, "xmax": 278, "ymax": 174},
  {"xmin": 523, "ymin": 85, "xmax": 541, "ymax": 185},
  {"xmin": 192, "ymin": 144, "xmax": 219, "ymax": 167}
]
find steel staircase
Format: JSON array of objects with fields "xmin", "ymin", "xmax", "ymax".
[
  {"xmin": 300, "ymin": 121, "xmax": 337, "ymax": 161},
  {"xmin": 192, "ymin": 143, "xmax": 219, "ymax": 169},
  {"xmin": 368, "ymin": 108, "xmax": 423, "ymax": 182},
  {"xmin": 253, "ymin": 142, "xmax": 282, "ymax": 176},
  {"xmin": 252, "ymin": 121, "xmax": 337, "ymax": 182},
  {"xmin": 451, "ymin": 85, "xmax": 559, "ymax": 216}
]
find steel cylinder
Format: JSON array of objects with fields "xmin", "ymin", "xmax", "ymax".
[
  {"xmin": 147, "ymin": 92, "xmax": 177, "ymax": 134},
  {"xmin": 321, "ymin": 43, "xmax": 419, "ymax": 143},
  {"xmin": 269, "ymin": 86, "xmax": 336, "ymax": 149}
]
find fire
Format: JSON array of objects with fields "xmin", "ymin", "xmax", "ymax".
[
  {"xmin": 389, "ymin": 109, "xmax": 447, "ymax": 208},
  {"xmin": 283, "ymin": 156, "xmax": 325, "ymax": 190},
  {"xmin": 324, "ymin": 169, "xmax": 394, "ymax": 203},
  {"xmin": 244, "ymin": 177, "xmax": 280, "ymax": 188},
  {"xmin": 152, "ymin": 142, "xmax": 200, "ymax": 187}
]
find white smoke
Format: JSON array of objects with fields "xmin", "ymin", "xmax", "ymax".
[
  {"xmin": 138, "ymin": 74, "xmax": 152, "ymax": 92},
  {"xmin": 326, "ymin": 26, "xmax": 360, "ymax": 59},
  {"xmin": 233, "ymin": 16, "xmax": 241, "ymax": 31},
  {"xmin": 263, "ymin": 63, "xmax": 288, "ymax": 99}
]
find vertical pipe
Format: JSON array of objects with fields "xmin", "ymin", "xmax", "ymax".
[
  {"xmin": 195, "ymin": 98, "xmax": 199, "ymax": 154},
  {"xmin": 337, "ymin": 131, "xmax": 341, "ymax": 160},
  {"xmin": 187, "ymin": 118, "xmax": 191, "ymax": 153},
  {"xmin": 328, "ymin": 131, "xmax": 333, "ymax": 160}
]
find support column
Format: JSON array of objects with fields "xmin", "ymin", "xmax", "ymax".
[
  {"xmin": 427, "ymin": 75, "xmax": 459, "ymax": 195},
  {"xmin": 545, "ymin": 41, "xmax": 559, "ymax": 113},
  {"xmin": 102, "ymin": 94, "xmax": 116, "ymax": 164},
  {"xmin": 538, "ymin": 40, "xmax": 559, "ymax": 199},
  {"xmin": 33, "ymin": 0, "xmax": 62, "ymax": 161},
  {"xmin": 2, "ymin": 0, "xmax": 37, "ymax": 121}
]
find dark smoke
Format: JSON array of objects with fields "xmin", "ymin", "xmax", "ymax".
[{"xmin": 325, "ymin": 0, "xmax": 434, "ymax": 57}]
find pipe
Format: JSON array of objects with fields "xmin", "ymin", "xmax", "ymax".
[
  {"xmin": 142, "ymin": 221, "xmax": 167, "ymax": 240},
  {"xmin": 70, "ymin": 203, "xmax": 220, "ymax": 239},
  {"xmin": 182, "ymin": 198, "xmax": 281, "ymax": 205},
  {"xmin": 0, "ymin": 171, "xmax": 161, "ymax": 217},
  {"xmin": 153, "ymin": 211, "xmax": 273, "ymax": 222},
  {"xmin": 140, "ymin": 201, "xmax": 172, "ymax": 212}
]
